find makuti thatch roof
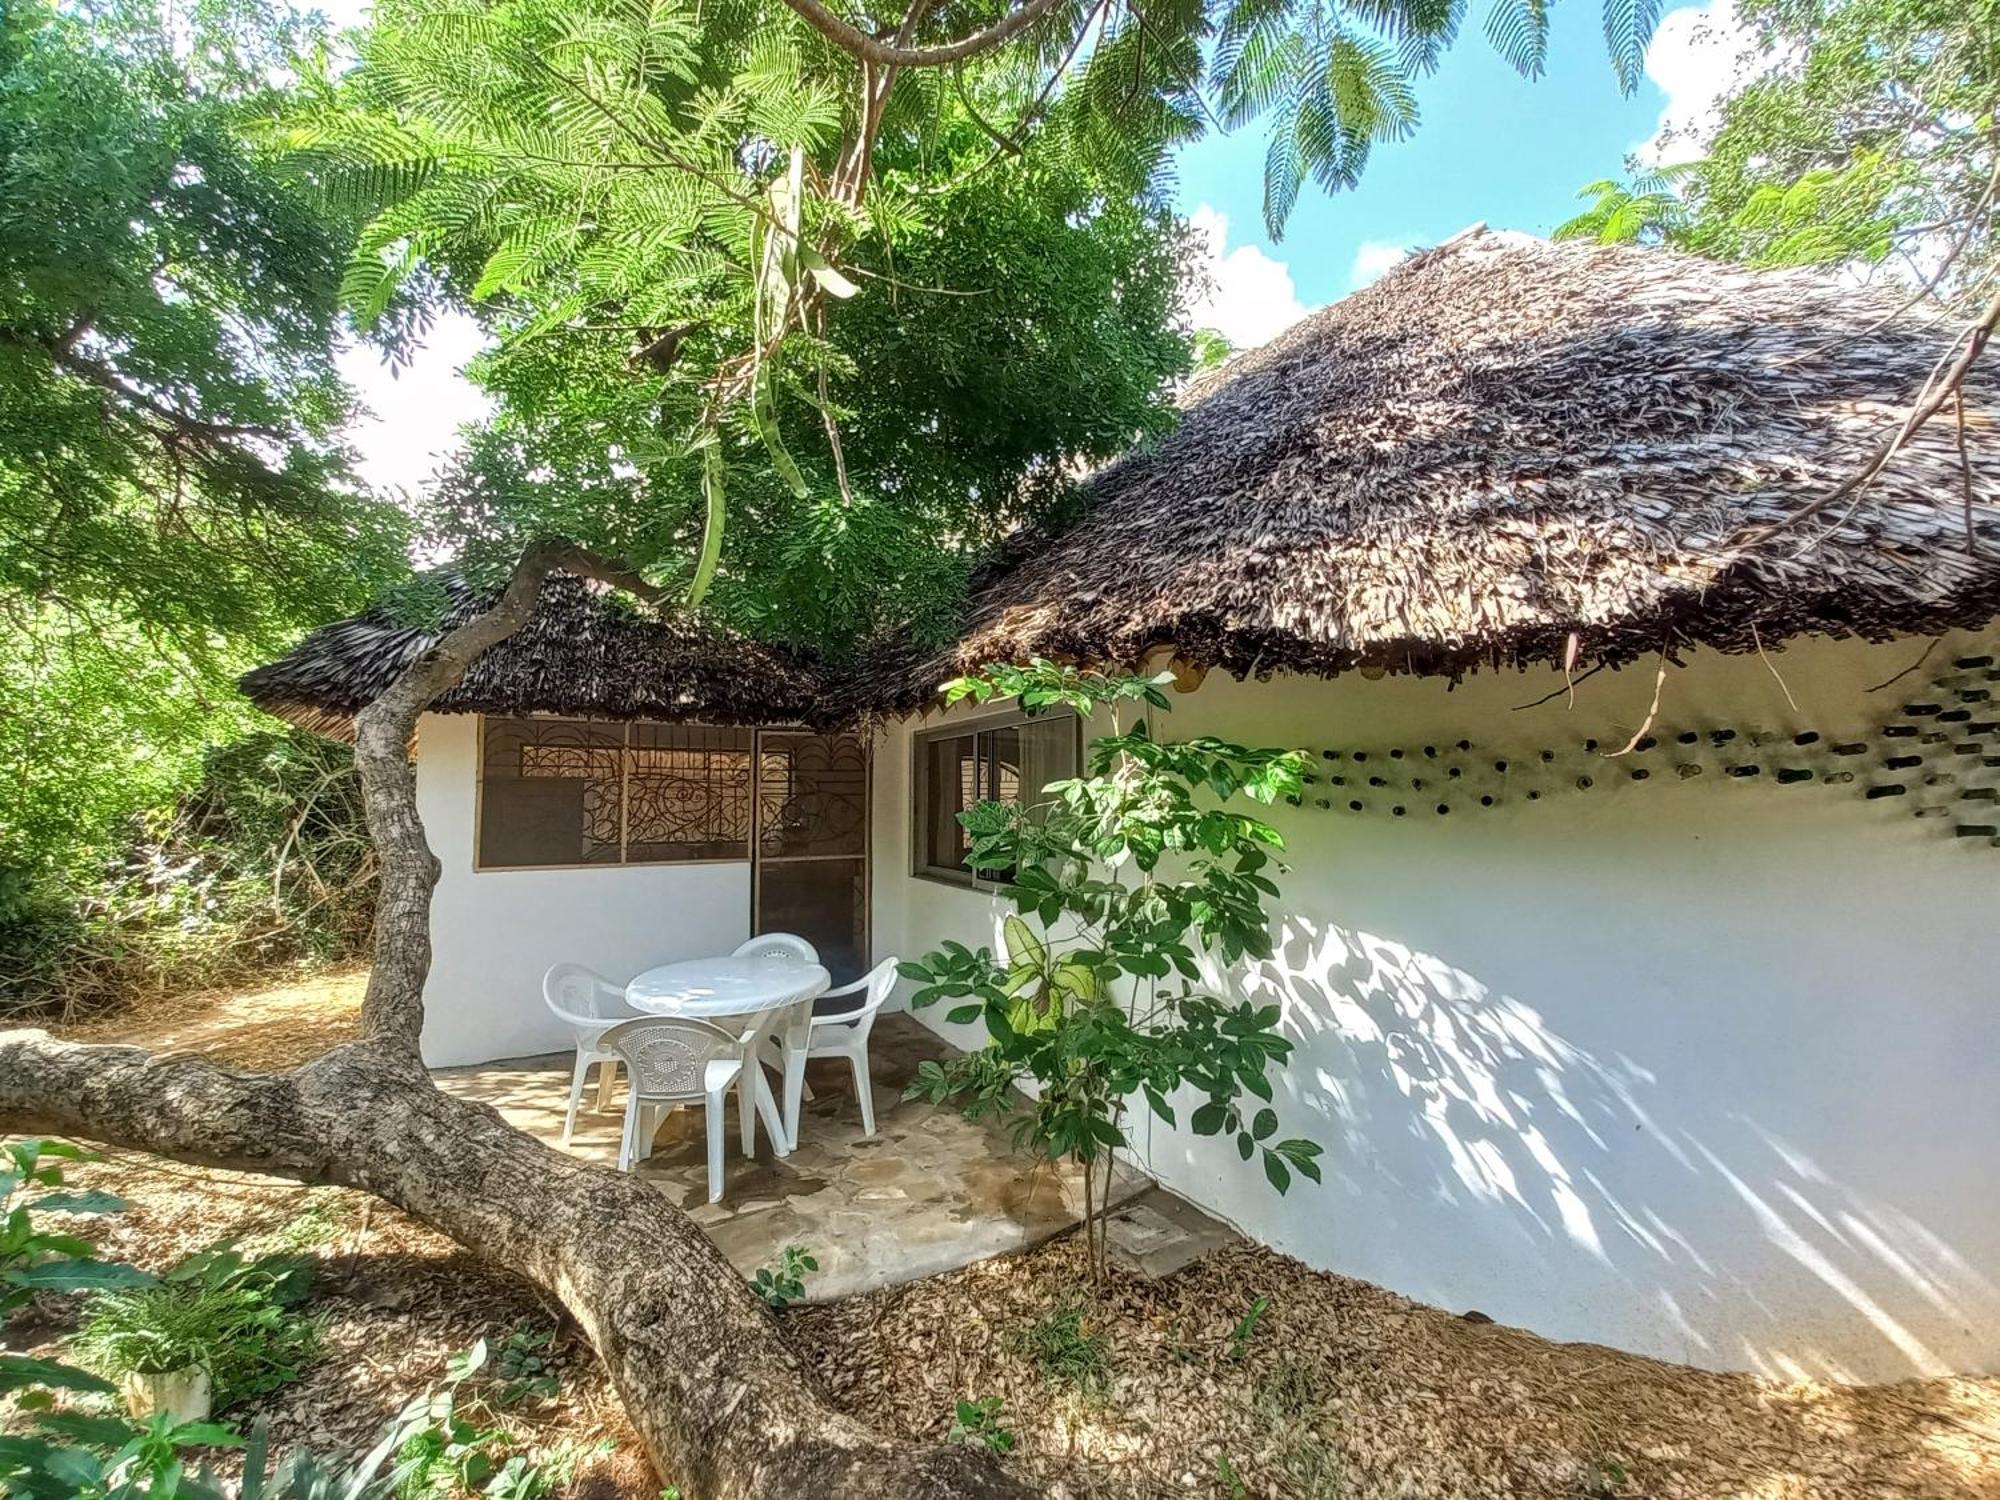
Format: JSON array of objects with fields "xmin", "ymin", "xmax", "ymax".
[
  {"xmin": 240, "ymin": 572, "xmax": 840, "ymax": 735},
  {"xmin": 875, "ymin": 227, "xmax": 2000, "ymax": 711}
]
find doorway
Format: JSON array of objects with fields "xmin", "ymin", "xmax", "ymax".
[{"xmin": 750, "ymin": 729, "xmax": 869, "ymax": 983}]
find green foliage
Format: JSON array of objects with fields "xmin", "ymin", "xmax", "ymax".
[
  {"xmin": 1007, "ymin": 1297, "xmax": 1111, "ymax": 1398},
  {"xmin": 1, "ymin": 725, "xmax": 376, "ymax": 1021},
  {"xmin": 749, "ymin": 1245, "xmax": 818, "ymax": 1310},
  {"xmin": 1559, "ymin": 0, "xmax": 1998, "ymax": 309},
  {"xmin": 1, "ymin": 1140, "xmax": 153, "ymax": 1317},
  {"xmin": 385, "ymin": 1341, "xmax": 605, "ymax": 1500},
  {"xmin": 74, "ymin": 1243, "xmax": 324, "ymax": 1409},
  {"xmin": 490, "ymin": 1325, "xmax": 559, "ymax": 1408},
  {"xmin": 903, "ymin": 660, "xmax": 1322, "ymax": 1276},
  {"xmin": 0, "ymin": 0, "xmax": 406, "ymax": 1006},
  {"xmin": 1227, "ymin": 1295, "xmax": 1271, "ymax": 1361},
  {"xmin": 947, "ymin": 1395, "xmax": 1016, "ymax": 1454}
]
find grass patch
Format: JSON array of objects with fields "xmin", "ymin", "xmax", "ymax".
[
  {"xmin": 1252, "ymin": 1358, "xmax": 1343, "ymax": 1498},
  {"xmin": 1008, "ymin": 1296, "xmax": 1111, "ymax": 1399}
]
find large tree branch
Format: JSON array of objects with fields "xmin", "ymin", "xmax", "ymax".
[
  {"xmin": 353, "ymin": 540, "xmax": 668, "ymax": 1052},
  {"xmin": 0, "ymin": 1030, "xmax": 1028, "ymax": 1500},
  {"xmin": 778, "ymin": 0, "xmax": 1064, "ymax": 69}
]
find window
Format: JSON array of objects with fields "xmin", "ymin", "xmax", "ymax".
[
  {"xmin": 477, "ymin": 716, "xmax": 753, "ymax": 869},
  {"xmin": 912, "ymin": 711, "xmax": 1079, "ymax": 884}
]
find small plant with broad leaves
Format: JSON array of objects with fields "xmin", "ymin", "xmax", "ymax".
[
  {"xmin": 387, "ymin": 1338, "xmax": 609, "ymax": 1500},
  {"xmin": 901, "ymin": 661, "xmax": 1323, "ymax": 1280},
  {"xmin": 947, "ymin": 1395, "xmax": 1015, "ymax": 1454},
  {"xmin": 749, "ymin": 1246, "xmax": 817, "ymax": 1310},
  {"xmin": 491, "ymin": 1324, "xmax": 559, "ymax": 1407},
  {"xmin": 1, "ymin": 1139, "xmax": 152, "ymax": 1312}
]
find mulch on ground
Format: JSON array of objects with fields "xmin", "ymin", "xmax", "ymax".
[
  {"xmin": 22, "ymin": 969, "xmax": 2000, "ymax": 1499},
  {"xmin": 795, "ymin": 1236, "xmax": 2000, "ymax": 1498}
]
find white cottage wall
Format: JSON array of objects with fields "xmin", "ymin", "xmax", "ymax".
[
  {"xmin": 413, "ymin": 713, "xmax": 752, "ymax": 1067},
  {"xmin": 870, "ymin": 631, "xmax": 2000, "ymax": 1383}
]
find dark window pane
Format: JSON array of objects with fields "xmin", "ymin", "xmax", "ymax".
[
  {"xmin": 479, "ymin": 718, "xmax": 624, "ymax": 868},
  {"xmin": 916, "ymin": 714, "xmax": 1076, "ymax": 880},
  {"xmin": 757, "ymin": 858, "xmax": 866, "ymax": 985},
  {"xmin": 921, "ymin": 732, "xmax": 977, "ymax": 874},
  {"xmin": 624, "ymin": 724, "xmax": 753, "ymax": 862},
  {"xmin": 758, "ymin": 732, "xmax": 868, "ymax": 857}
]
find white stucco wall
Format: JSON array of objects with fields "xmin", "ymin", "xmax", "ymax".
[
  {"xmin": 413, "ymin": 713, "xmax": 752, "ymax": 1067},
  {"xmin": 871, "ymin": 630, "xmax": 2000, "ymax": 1383}
]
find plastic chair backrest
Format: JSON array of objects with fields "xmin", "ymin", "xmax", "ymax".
[
  {"xmin": 732, "ymin": 933, "xmax": 819, "ymax": 965},
  {"xmin": 600, "ymin": 1016, "xmax": 744, "ymax": 1101},
  {"xmin": 817, "ymin": 957, "xmax": 900, "ymax": 1034},
  {"xmin": 543, "ymin": 962, "xmax": 623, "ymax": 1030}
]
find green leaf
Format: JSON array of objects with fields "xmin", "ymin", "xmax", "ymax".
[
  {"xmin": 6, "ymin": 1257, "xmax": 154, "ymax": 1292},
  {"xmin": 27, "ymin": 1190, "xmax": 126, "ymax": 1215},
  {"xmin": 1262, "ymin": 1151, "xmax": 1292, "ymax": 1194},
  {"xmin": 0, "ymin": 1355, "xmax": 116, "ymax": 1395},
  {"xmin": 1251, "ymin": 1108, "xmax": 1277, "ymax": 1141}
]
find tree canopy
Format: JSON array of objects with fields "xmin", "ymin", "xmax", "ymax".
[
  {"xmin": 1558, "ymin": 0, "xmax": 1998, "ymax": 311},
  {"xmin": 0, "ymin": 0, "xmax": 408, "ymax": 932},
  {"xmin": 291, "ymin": 0, "xmax": 1673, "ymax": 654}
]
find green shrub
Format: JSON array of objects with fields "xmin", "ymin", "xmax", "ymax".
[
  {"xmin": 0, "ymin": 727, "xmax": 376, "ymax": 1022},
  {"xmin": 749, "ymin": 1245, "xmax": 818, "ymax": 1310},
  {"xmin": 74, "ymin": 1243, "xmax": 323, "ymax": 1408}
]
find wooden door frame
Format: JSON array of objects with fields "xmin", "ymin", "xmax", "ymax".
[{"xmin": 749, "ymin": 726, "xmax": 871, "ymax": 973}]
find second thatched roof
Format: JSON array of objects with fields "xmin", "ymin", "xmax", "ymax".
[
  {"xmin": 240, "ymin": 573, "xmax": 841, "ymax": 734},
  {"xmin": 873, "ymin": 227, "xmax": 2000, "ymax": 709}
]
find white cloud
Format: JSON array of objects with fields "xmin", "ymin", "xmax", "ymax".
[
  {"xmin": 1185, "ymin": 205, "xmax": 1312, "ymax": 351},
  {"xmin": 1637, "ymin": 0, "xmax": 1751, "ymax": 167},
  {"xmin": 336, "ymin": 310, "xmax": 494, "ymax": 499},
  {"xmin": 1348, "ymin": 239, "xmax": 1415, "ymax": 290}
]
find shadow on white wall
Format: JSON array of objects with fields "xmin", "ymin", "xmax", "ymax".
[{"xmin": 1220, "ymin": 917, "xmax": 2000, "ymax": 1383}]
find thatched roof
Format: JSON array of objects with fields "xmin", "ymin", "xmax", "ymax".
[
  {"xmin": 240, "ymin": 573, "xmax": 842, "ymax": 735},
  {"xmin": 873, "ymin": 227, "xmax": 2000, "ymax": 710}
]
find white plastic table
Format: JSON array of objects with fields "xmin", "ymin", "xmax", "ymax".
[
  {"xmin": 624, "ymin": 956, "xmax": 829, "ymax": 1159},
  {"xmin": 625, "ymin": 955, "xmax": 830, "ymax": 1018}
]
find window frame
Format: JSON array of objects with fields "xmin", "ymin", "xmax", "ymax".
[
  {"xmin": 471, "ymin": 713, "xmax": 758, "ymax": 873},
  {"xmin": 909, "ymin": 705, "xmax": 1083, "ymax": 889}
]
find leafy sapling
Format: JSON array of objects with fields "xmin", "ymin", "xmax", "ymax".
[
  {"xmin": 948, "ymin": 1396, "xmax": 1016, "ymax": 1454},
  {"xmin": 749, "ymin": 1245, "xmax": 818, "ymax": 1310},
  {"xmin": 901, "ymin": 660, "xmax": 1324, "ymax": 1280}
]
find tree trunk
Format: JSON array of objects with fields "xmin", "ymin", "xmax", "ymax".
[{"xmin": 0, "ymin": 541, "xmax": 1031, "ymax": 1500}]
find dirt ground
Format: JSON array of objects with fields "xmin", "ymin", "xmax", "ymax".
[{"xmin": 20, "ymin": 970, "xmax": 2000, "ymax": 1498}]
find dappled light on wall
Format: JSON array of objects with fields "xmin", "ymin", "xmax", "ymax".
[{"xmin": 1217, "ymin": 918, "xmax": 2000, "ymax": 1383}]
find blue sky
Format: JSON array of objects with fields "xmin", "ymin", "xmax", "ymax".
[
  {"xmin": 332, "ymin": 0, "xmax": 1740, "ymax": 492},
  {"xmin": 1175, "ymin": 0, "xmax": 1740, "ymax": 344}
]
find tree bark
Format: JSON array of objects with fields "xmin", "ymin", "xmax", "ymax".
[{"xmin": 0, "ymin": 540, "xmax": 1032, "ymax": 1500}]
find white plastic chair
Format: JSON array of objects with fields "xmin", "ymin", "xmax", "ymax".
[
  {"xmin": 600, "ymin": 1016, "xmax": 789, "ymax": 1202},
  {"xmin": 728, "ymin": 933, "xmax": 820, "ymax": 1153},
  {"xmin": 777, "ymin": 957, "xmax": 899, "ymax": 1149},
  {"xmin": 542, "ymin": 963, "xmax": 641, "ymax": 1148},
  {"xmin": 732, "ymin": 932, "xmax": 819, "ymax": 964}
]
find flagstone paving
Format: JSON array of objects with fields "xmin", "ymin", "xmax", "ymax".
[{"xmin": 435, "ymin": 1013, "xmax": 1161, "ymax": 1299}]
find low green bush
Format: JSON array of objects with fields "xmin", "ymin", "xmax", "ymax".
[{"xmin": 74, "ymin": 1243, "xmax": 323, "ymax": 1409}]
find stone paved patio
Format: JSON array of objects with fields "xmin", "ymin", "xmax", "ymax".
[{"xmin": 435, "ymin": 1014, "xmax": 1157, "ymax": 1299}]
